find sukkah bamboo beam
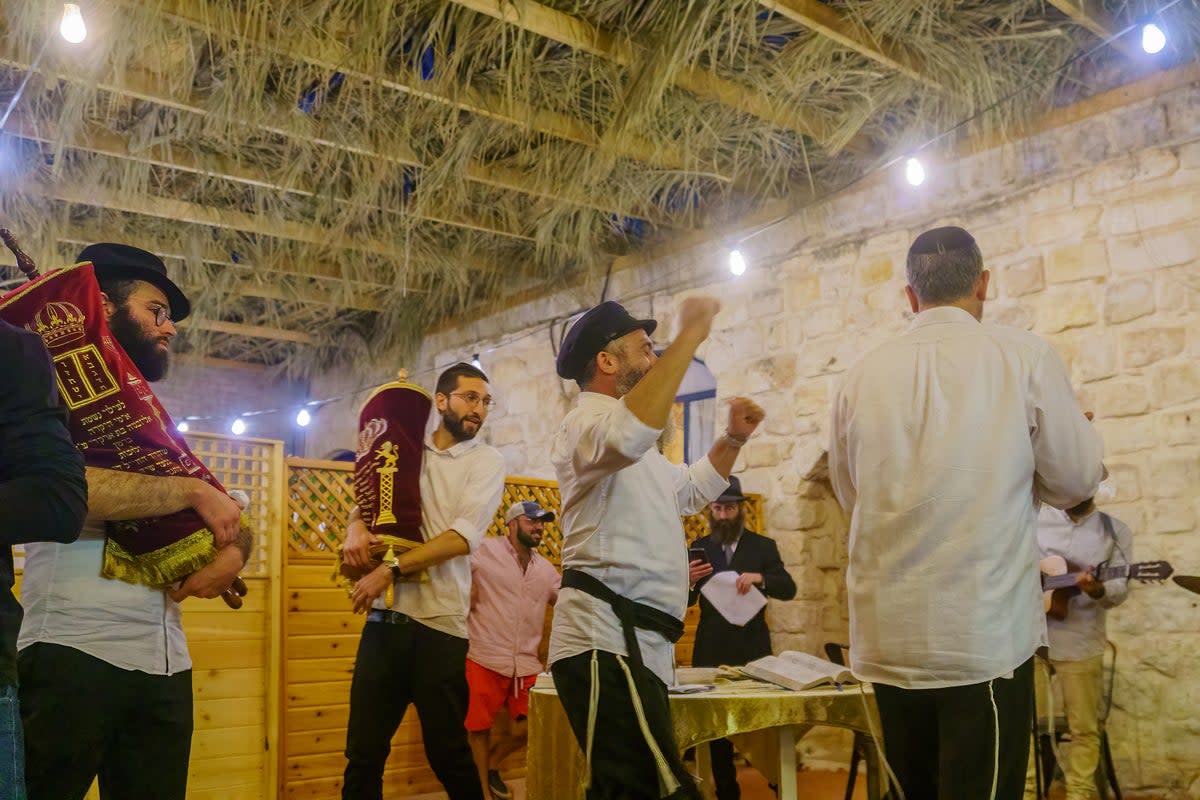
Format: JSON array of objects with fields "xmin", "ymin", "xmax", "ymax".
[
  {"xmin": 759, "ymin": 0, "xmax": 944, "ymax": 91},
  {"xmin": 1045, "ymin": 0, "xmax": 1141, "ymax": 60},
  {"xmin": 180, "ymin": 318, "xmax": 315, "ymax": 345},
  {"xmin": 0, "ymin": 47, "xmax": 673, "ymax": 227},
  {"xmin": 450, "ymin": 0, "xmax": 838, "ymax": 144},
  {"xmin": 127, "ymin": 0, "xmax": 706, "ymax": 177}
]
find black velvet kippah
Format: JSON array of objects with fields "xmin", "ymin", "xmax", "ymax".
[{"xmin": 908, "ymin": 226, "xmax": 976, "ymax": 256}]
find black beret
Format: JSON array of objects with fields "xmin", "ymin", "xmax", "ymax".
[
  {"xmin": 556, "ymin": 301, "xmax": 657, "ymax": 381},
  {"xmin": 77, "ymin": 242, "xmax": 192, "ymax": 321}
]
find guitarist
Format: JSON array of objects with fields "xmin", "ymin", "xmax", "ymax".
[{"xmin": 1025, "ymin": 497, "xmax": 1132, "ymax": 800}]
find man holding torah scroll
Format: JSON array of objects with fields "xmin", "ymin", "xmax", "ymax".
[
  {"xmin": 7, "ymin": 243, "xmax": 251, "ymax": 800},
  {"xmin": 341, "ymin": 362, "xmax": 506, "ymax": 800}
]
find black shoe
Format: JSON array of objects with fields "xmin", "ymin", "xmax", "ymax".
[{"xmin": 487, "ymin": 769, "xmax": 511, "ymax": 800}]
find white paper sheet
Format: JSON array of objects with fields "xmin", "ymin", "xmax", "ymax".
[{"xmin": 699, "ymin": 570, "xmax": 767, "ymax": 626}]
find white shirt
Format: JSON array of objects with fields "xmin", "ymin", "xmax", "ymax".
[
  {"xmin": 830, "ymin": 306, "xmax": 1104, "ymax": 689},
  {"xmin": 549, "ymin": 392, "xmax": 729, "ymax": 686},
  {"xmin": 1037, "ymin": 506, "xmax": 1131, "ymax": 662},
  {"xmin": 379, "ymin": 433, "xmax": 506, "ymax": 639},
  {"xmin": 19, "ymin": 524, "xmax": 190, "ymax": 675}
]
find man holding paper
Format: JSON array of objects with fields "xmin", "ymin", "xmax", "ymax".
[{"xmin": 688, "ymin": 475, "xmax": 796, "ymax": 800}]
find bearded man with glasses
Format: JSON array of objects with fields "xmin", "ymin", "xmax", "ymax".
[{"xmin": 341, "ymin": 362, "xmax": 507, "ymax": 800}]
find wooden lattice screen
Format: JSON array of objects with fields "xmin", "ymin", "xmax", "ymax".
[
  {"xmin": 284, "ymin": 459, "xmax": 763, "ymax": 564},
  {"xmin": 184, "ymin": 431, "xmax": 283, "ymax": 577}
]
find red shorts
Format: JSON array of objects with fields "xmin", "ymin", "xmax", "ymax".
[{"xmin": 464, "ymin": 658, "xmax": 537, "ymax": 732}]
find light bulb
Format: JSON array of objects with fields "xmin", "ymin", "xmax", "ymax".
[
  {"xmin": 1142, "ymin": 23, "xmax": 1166, "ymax": 54},
  {"xmin": 295, "ymin": 408, "xmax": 312, "ymax": 427},
  {"xmin": 471, "ymin": 354, "xmax": 483, "ymax": 369},
  {"xmin": 728, "ymin": 249, "xmax": 747, "ymax": 276},
  {"xmin": 905, "ymin": 157, "xmax": 926, "ymax": 187},
  {"xmin": 231, "ymin": 417, "xmax": 246, "ymax": 435},
  {"xmin": 176, "ymin": 421, "xmax": 189, "ymax": 433},
  {"xmin": 60, "ymin": 3, "xmax": 87, "ymax": 44}
]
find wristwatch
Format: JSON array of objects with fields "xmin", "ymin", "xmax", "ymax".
[{"xmin": 387, "ymin": 556, "xmax": 402, "ymax": 579}]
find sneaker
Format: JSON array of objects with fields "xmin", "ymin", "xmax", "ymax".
[{"xmin": 487, "ymin": 769, "xmax": 511, "ymax": 800}]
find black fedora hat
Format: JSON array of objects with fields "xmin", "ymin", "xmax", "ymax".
[
  {"xmin": 77, "ymin": 243, "xmax": 192, "ymax": 321},
  {"xmin": 715, "ymin": 475, "xmax": 747, "ymax": 503},
  {"xmin": 556, "ymin": 301, "xmax": 657, "ymax": 381}
]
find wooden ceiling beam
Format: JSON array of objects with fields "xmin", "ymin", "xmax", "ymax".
[
  {"xmin": 180, "ymin": 318, "xmax": 314, "ymax": 345},
  {"xmin": 759, "ymin": 0, "xmax": 944, "ymax": 91},
  {"xmin": 138, "ymin": 0, "xmax": 701, "ymax": 175},
  {"xmin": 4, "ymin": 112, "xmax": 536, "ymax": 244},
  {"xmin": 450, "ymin": 0, "xmax": 837, "ymax": 143},
  {"xmin": 0, "ymin": 47, "xmax": 669, "ymax": 227},
  {"xmin": 1045, "ymin": 0, "xmax": 1141, "ymax": 60}
]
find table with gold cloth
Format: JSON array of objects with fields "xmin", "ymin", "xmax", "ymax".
[{"xmin": 527, "ymin": 682, "xmax": 885, "ymax": 800}]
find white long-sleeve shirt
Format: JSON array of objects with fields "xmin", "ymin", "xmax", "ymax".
[
  {"xmin": 549, "ymin": 392, "xmax": 729, "ymax": 686},
  {"xmin": 830, "ymin": 305, "xmax": 1104, "ymax": 689},
  {"xmin": 377, "ymin": 433, "xmax": 506, "ymax": 639},
  {"xmin": 1037, "ymin": 506, "xmax": 1131, "ymax": 662}
]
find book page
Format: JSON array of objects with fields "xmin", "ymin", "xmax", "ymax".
[{"xmin": 738, "ymin": 651, "xmax": 853, "ymax": 691}]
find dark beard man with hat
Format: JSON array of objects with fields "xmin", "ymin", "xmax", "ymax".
[
  {"xmin": 17, "ymin": 242, "xmax": 250, "ymax": 800},
  {"xmin": 686, "ymin": 475, "xmax": 796, "ymax": 800}
]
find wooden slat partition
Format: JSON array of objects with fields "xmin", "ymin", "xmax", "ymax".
[{"xmin": 280, "ymin": 457, "xmax": 763, "ymax": 798}]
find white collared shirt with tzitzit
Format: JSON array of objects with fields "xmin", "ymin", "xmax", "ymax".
[
  {"xmin": 377, "ymin": 433, "xmax": 506, "ymax": 639},
  {"xmin": 19, "ymin": 524, "xmax": 191, "ymax": 675},
  {"xmin": 1038, "ymin": 505, "xmax": 1132, "ymax": 662},
  {"xmin": 830, "ymin": 306, "xmax": 1105, "ymax": 690},
  {"xmin": 548, "ymin": 392, "xmax": 729, "ymax": 686}
]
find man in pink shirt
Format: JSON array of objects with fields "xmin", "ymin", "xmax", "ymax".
[{"xmin": 466, "ymin": 500, "xmax": 561, "ymax": 800}]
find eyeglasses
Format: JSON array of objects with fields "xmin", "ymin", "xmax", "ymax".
[
  {"xmin": 449, "ymin": 391, "xmax": 496, "ymax": 409},
  {"xmin": 149, "ymin": 303, "xmax": 173, "ymax": 327}
]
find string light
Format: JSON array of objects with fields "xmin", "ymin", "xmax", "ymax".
[
  {"xmin": 176, "ymin": 421, "xmax": 189, "ymax": 433},
  {"xmin": 59, "ymin": 3, "xmax": 87, "ymax": 44},
  {"xmin": 1142, "ymin": 23, "xmax": 1166, "ymax": 54},
  {"xmin": 905, "ymin": 157, "xmax": 926, "ymax": 187},
  {"xmin": 230, "ymin": 417, "xmax": 247, "ymax": 436},
  {"xmin": 471, "ymin": 353, "xmax": 483, "ymax": 370},
  {"xmin": 728, "ymin": 249, "xmax": 747, "ymax": 276},
  {"xmin": 295, "ymin": 408, "xmax": 312, "ymax": 427}
]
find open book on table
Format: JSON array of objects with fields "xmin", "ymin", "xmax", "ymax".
[{"xmin": 736, "ymin": 651, "xmax": 856, "ymax": 691}]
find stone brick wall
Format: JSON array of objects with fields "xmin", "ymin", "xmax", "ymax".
[{"xmin": 310, "ymin": 71, "xmax": 1200, "ymax": 793}]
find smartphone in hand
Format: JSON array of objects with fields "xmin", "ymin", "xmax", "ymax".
[{"xmin": 688, "ymin": 546, "xmax": 709, "ymax": 564}]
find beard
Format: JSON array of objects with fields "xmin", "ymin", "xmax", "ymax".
[
  {"xmin": 516, "ymin": 529, "xmax": 541, "ymax": 549},
  {"xmin": 710, "ymin": 510, "xmax": 745, "ymax": 545},
  {"xmin": 614, "ymin": 361, "xmax": 647, "ymax": 396},
  {"xmin": 442, "ymin": 407, "xmax": 482, "ymax": 442},
  {"xmin": 109, "ymin": 307, "xmax": 169, "ymax": 381}
]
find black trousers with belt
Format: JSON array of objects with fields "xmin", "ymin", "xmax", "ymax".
[
  {"xmin": 872, "ymin": 656, "xmax": 1035, "ymax": 800},
  {"xmin": 18, "ymin": 642, "xmax": 193, "ymax": 800},
  {"xmin": 342, "ymin": 613, "xmax": 483, "ymax": 800}
]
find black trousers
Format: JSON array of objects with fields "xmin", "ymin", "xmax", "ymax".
[
  {"xmin": 17, "ymin": 642, "xmax": 193, "ymax": 800},
  {"xmin": 707, "ymin": 737, "xmax": 741, "ymax": 800},
  {"xmin": 872, "ymin": 657, "xmax": 1035, "ymax": 800},
  {"xmin": 342, "ymin": 619, "xmax": 482, "ymax": 800},
  {"xmin": 552, "ymin": 650, "xmax": 700, "ymax": 800}
]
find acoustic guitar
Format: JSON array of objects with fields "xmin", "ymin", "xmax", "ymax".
[{"xmin": 1040, "ymin": 557, "xmax": 1173, "ymax": 620}]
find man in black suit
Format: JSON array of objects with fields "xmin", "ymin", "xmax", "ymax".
[{"xmin": 687, "ymin": 475, "xmax": 796, "ymax": 800}]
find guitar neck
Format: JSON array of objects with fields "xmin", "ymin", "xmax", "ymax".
[{"xmin": 1042, "ymin": 564, "xmax": 1127, "ymax": 591}]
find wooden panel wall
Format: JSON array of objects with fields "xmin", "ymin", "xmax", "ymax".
[{"xmin": 280, "ymin": 458, "xmax": 763, "ymax": 798}]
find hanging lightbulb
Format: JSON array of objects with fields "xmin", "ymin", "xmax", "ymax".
[
  {"xmin": 176, "ymin": 420, "xmax": 189, "ymax": 433},
  {"xmin": 1142, "ymin": 23, "xmax": 1166, "ymax": 54},
  {"xmin": 230, "ymin": 417, "xmax": 246, "ymax": 436},
  {"xmin": 471, "ymin": 354, "xmax": 483, "ymax": 370},
  {"xmin": 60, "ymin": 3, "xmax": 87, "ymax": 44},
  {"xmin": 295, "ymin": 408, "xmax": 312, "ymax": 427},
  {"xmin": 905, "ymin": 157, "xmax": 926, "ymax": 187},
  {"xmin": 728, "ymin": 249, "xmax": 747, "ymax": 276}
]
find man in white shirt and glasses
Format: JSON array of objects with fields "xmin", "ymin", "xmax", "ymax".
[
  {"xmin": 549, "ymin": 297, "xmax": 764, "ymax": 800},
  {"xmin": 341, "ymin": 362, "xmax": 506, "ymax": 800},
  {"xmin": 830, "ymin": 226, "xmax": 1104, "ymax": 800}
]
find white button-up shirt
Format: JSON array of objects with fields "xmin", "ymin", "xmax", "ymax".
[
  {"xmin": 549, "ymin": 392, "xmax": 729, "ymax": 686},
  {"xmin": 19, "ymin": 524, "xmax": 190, "ymax": 675},
  {"xmin": 1037, "ymin": 506, "xmax": 1131, "ymax": 662},
  {"xmin": 830, "ymin": 306, "xmax": 1104, "ymax": 689},
  {"xmin": 380, "ymin": 434, "xmax": 506, "ymax": 639}
]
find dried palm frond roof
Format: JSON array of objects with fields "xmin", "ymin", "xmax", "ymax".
[{"xmin": 0, "ymin": 0, "xmax": 1196, "ymax": 376}]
